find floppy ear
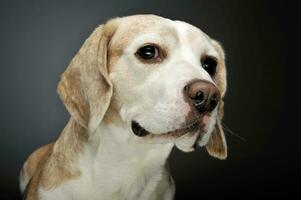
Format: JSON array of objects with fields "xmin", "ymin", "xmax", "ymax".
[
  {"xmin": 57, "ymin": 19, "xmax": 119, "ymax": 131},
  {"xmin": 206, "ymin": 100, "xmax": 227, "ymax": 159},
  {"xmin": 206, "ymin": 40, "xmax": 227, "ymax": 159}
]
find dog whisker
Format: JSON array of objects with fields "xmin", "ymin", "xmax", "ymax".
[{"xmin": 221, "ymin": 122, "xmax": 246, "ymax": 142}]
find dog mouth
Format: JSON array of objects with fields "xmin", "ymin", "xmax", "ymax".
[{"xmin": 131, "ymin": 120, "xmax": 200, "ymax": 138}]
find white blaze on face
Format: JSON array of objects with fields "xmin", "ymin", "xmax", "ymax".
[
  {"xmin": 110, "ymin": 17, "xmax": 220, "ymax": 150},
  {"xmin": 171, "ymin": 21, "xmax": 221, "ymax": 150}
]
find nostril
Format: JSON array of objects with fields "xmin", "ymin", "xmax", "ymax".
[
  {"xmin": 192, "ymin": 91, "xmax": 204, "ymax": 102},
  {"xmin": 184, "ymin": 80, "xmax": 221, "ymax": 113}
]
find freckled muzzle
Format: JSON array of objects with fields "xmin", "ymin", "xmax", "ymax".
[{"xmin": 130, "ymin": 80, "xmax": 220, "ymax": 138}]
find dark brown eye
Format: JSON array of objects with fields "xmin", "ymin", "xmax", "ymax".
[
  {"xmin": 136, "ymin": 45, "xmax": 159, "ymax": 60},
  {"xmin": 201, "ymin": 56, "xmax": 217, "ymax": 76}
]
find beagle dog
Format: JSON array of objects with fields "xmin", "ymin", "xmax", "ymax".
[{"xmin": 19, "ymin": 14, "xmax": 227, "ymax": 200}]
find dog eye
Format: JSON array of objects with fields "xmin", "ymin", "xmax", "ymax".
[
  {"xmin": 201, "ymin": 56, "xmax": 217, "ymax": 76},
  {"xmin": 136, "ymin": 45, "xmax": 159, "ymax": 60}
]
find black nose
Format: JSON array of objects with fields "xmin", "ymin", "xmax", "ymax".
[{"xmin": 184, "ymin": 80, "xmax": 221, "ymax": 113}]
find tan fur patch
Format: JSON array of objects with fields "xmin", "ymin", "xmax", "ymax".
[
  {"xmin": 206, "ymin": 100, "xmax": 227, "ymax": 159},
  {"xmin": 23, "ymin": 17, "xmax": 122, "ymax": 199},
  {"xmin": 24, "ymin": 120, "xmax": 87, "ymax": 199},
  {"xmin": 108, "ymin": 15, "xmax": 178, "ymax": 71},
  {"xmin": 206, "ymin": 117, "xmax": 227, "ymax": 159},
  {"xmin": 211, "ymin": 40, "xmax": 227, "ymax": 97},
  {"xmin": 57, "ymin": 19, "xmax": 118, "ymax": 130},
  {"xmin": 24, "ymin": 144, "xmax": 53, "ymax": 180},
  {"xmin": 39, "ymin": 120, "xmax": 86, "ymax": 189}
]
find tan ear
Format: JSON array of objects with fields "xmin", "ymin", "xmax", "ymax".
[
  {"xmin": 206, "ymin": 100, "xmax": 227, "ymax": 160},
  {"xmin": 205, "ymin": 39, "xmax": 227, "ymax": 159},
  {"xmin": 57, "ymin": 19, "xmax": 119, "ymax": 131}
]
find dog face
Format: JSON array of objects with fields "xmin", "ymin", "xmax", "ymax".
[{"xmin": 58, "ymin": 15, "xmax": 227, "ymax": 159}]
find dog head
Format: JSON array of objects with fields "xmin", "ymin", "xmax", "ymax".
[{"xmin": 57, "ymin": 15, "xmax": 227, "ymax": 159}]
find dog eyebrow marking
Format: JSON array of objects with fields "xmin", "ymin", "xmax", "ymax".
[{"xmin": 108, "ymin": 16, "xmax": 179, "ymax": 71}]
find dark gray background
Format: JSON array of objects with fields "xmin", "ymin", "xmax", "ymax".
[{"xmin": 1, "ymin": 0, "xmax": 300, "ymax": 199}]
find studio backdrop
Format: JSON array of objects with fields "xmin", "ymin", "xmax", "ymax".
[{"xmin": 0, "ymin": 0, "xmax": 300, "ymax": 199}]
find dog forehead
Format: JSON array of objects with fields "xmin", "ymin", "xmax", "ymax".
[
  {"xmin": 109, "ymin": 15, "xmax": 212, "ymax": 56},
  {"xmin": 173, "ymin": 20, "xmax": 212, "ymax": 47},
  {"xmin": 109, "ymin": 15, "xmax": 176, "ymax": 50}
]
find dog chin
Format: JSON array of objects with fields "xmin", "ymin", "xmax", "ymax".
[
  {"xmin": 174, "ymin": 130, "xmax": 201, "ymax": 152},
  {"xmin": 130, "ymin": 117, "xmax": 214, "ymax": 151},
  {"xmin": 175, "ymin": 128, "xmax": 215, "ymax": 152}
]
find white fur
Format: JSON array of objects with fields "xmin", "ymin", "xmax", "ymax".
[
  {"xmin": 38, "ymin": 124, "xmax": 174, "ymax": 200},
  {"xmin": 31, "ymin": 17, "xmax": 222, "ymax": 200}
]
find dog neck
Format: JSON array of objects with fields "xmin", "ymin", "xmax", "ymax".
[
  {"xmin": 55, "ymin": 119, "xmax": 173, "ymax": 171},
  {"xmin": 87, "ymin": 122, "xmax": 174, "ymax": 168},
  {"xmin": 54, "ymin": 119, "xmax": 172, "ymax": 192},
  {"xmin": 70, "ymin": 121, "xmax": 173, "ymax": 196},
  {"xmin": 41, "ymin": 119, "xmax": 173, "ymax": 198}
]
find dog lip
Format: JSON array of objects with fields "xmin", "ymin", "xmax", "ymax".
[
  {"xmin": 131, "ymin": 120, "xmax": 150, "ymax": 137},
  {"xmin": 131, "ymin": 120, "xmax": 199, "ymax": 138},
  {"xmin": 161, "ymin": 121, "xmax": 199, "ymax": 138}
]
